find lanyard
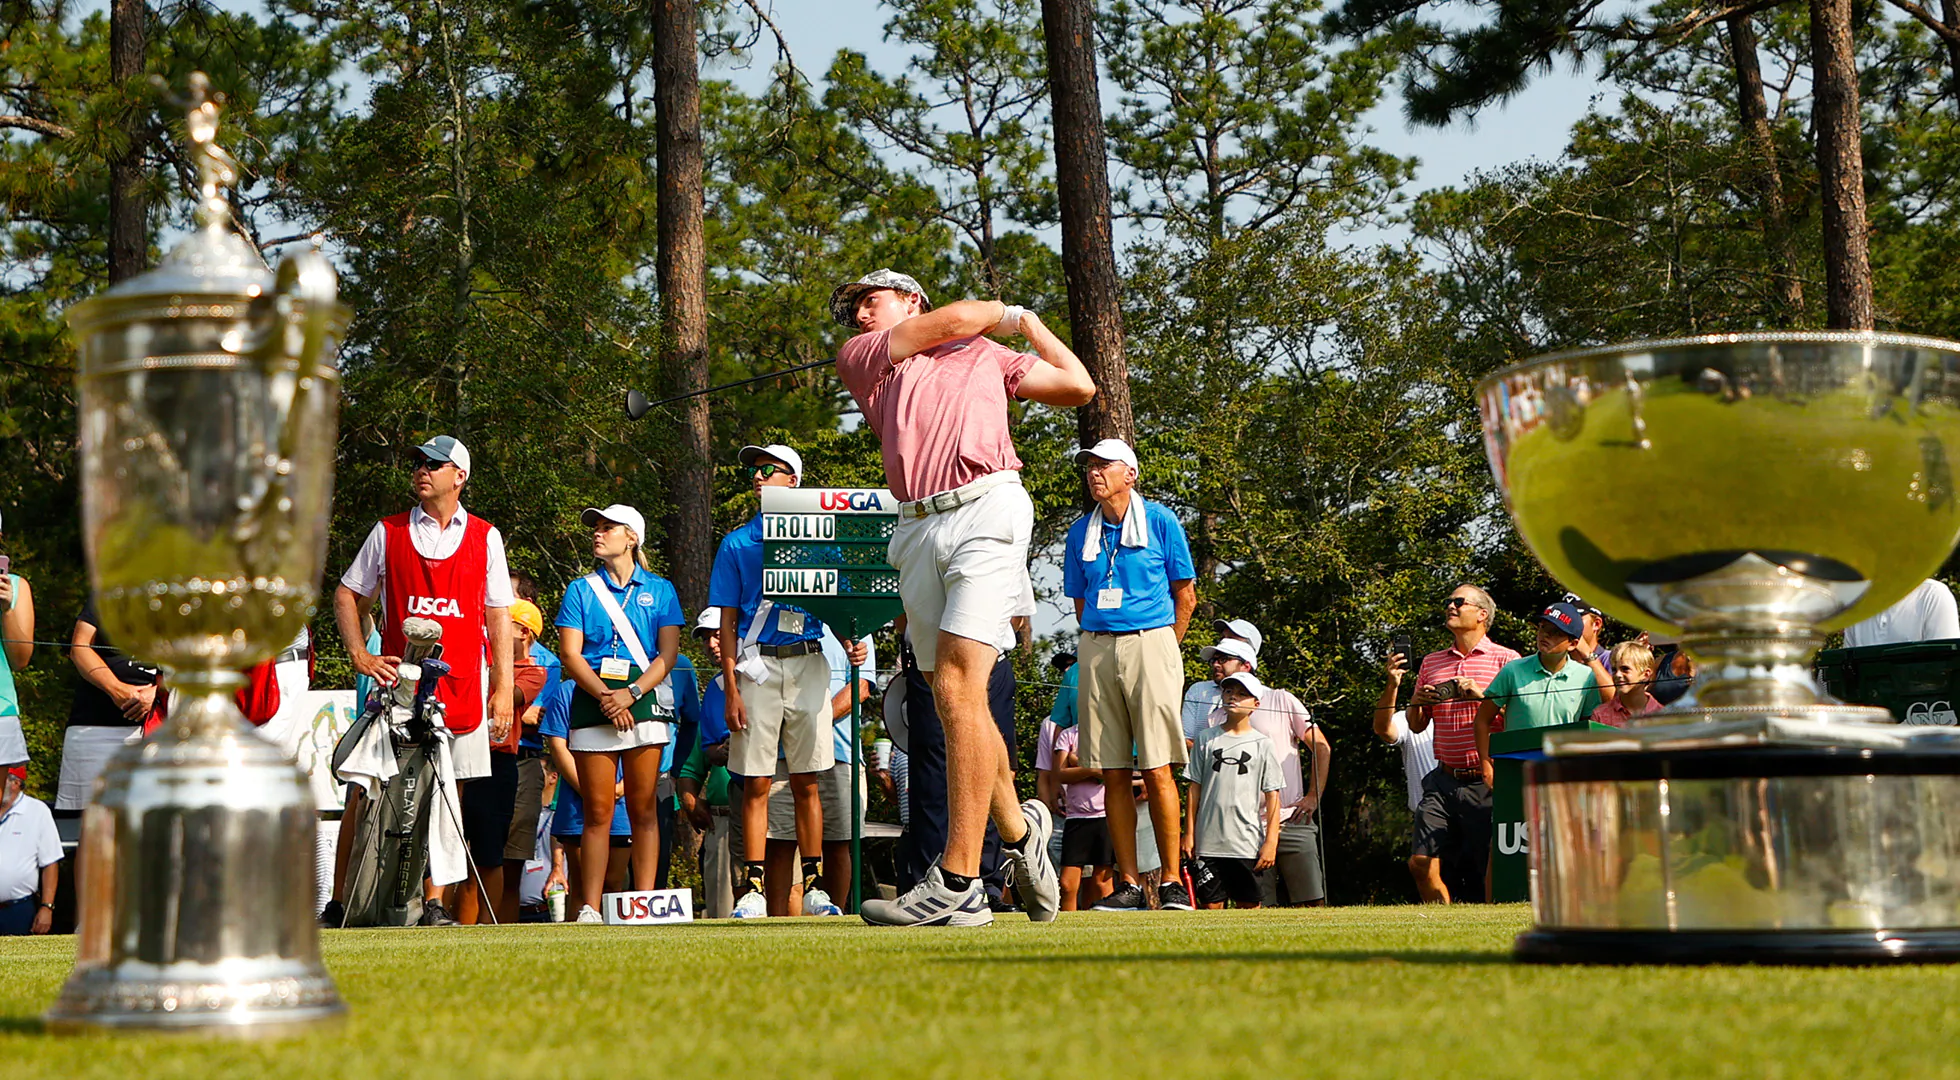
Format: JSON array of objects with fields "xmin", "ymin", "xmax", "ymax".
[{"xmin": 1099, "ymin": 522, "xmax": 1122, "ymax": 589}]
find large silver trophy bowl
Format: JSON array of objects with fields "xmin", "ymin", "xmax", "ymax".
[
  {"xmin": 46, "ymin": 75, "xmax": 350, "ymax": 1031},
  {"xmin": 1479, "ymin": 331, "xmax": 1960, "ymax": 964}
]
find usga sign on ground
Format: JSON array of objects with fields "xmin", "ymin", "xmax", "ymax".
[{"xmin": 600, "ymin": 889, "xmax": 694, "ymax": 925}]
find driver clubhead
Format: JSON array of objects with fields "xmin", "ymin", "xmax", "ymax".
[{"xmin": 625, "ymin": 388, "xmax": 651, "ymax": 420}]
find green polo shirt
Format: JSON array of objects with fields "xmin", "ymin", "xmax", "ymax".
[{"xmin": 1484, "ymin": 653, "xmax": 1603, "ymax": 731}]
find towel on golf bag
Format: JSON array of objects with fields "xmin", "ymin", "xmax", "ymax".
[{"xmin": 334, "ymin": 716, "xmax": 468, "ymax": 887}]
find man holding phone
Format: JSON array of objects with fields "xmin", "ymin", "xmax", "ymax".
[{"xmin": 1404, "ymin": 584, "xmax": 1518, "ymax": 903}]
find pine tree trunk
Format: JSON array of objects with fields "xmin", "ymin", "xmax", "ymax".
[
  {"xmin": 1041, "ymin": 0, "xmax": 1133, "ymax": 447},
  {"xmin": 1942, "ymin": 0, "xmax": 1960, "ymax": 105},
  {"xmin": 107, "ymin": 0, "xmax": 146, "ymax": 284},
  {"xmin": 1809, "ymin": 0, "xmax": 1874, "ymax": 329},
  {"xmin": 1726, "ymin": 14, "xmax": 1803, "ymax": 319},
  {"xmin": 654, "ymin": 0, "xmax": 713, "ymax": 610}
]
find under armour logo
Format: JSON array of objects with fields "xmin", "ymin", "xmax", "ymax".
[{"xmin": 1210, "ymin": 748, "xmax": 1252, "ymax": 776}]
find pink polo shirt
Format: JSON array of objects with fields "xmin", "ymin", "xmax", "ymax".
[
  {"xmin": 1590, "ymin": 693, "xmax": 1663, "ymax": 727},
  {"xmin": 836, "ymin": 329, "xmax": 1037, "ymax": 503}
]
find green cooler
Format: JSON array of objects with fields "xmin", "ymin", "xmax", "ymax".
[
  {"xmin": 1816, "ymin": 639, "xmax": 1960, "ymax": 725},
  {"xmin": 1489, "ymin": 720, "xmax": 1619, "ymax": 902}
]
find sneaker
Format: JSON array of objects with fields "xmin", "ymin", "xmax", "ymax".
[
  {"xmin": 1158, "ymin": 879, "xmax": 1195, "ymax": 911},
  {"xmin": 1092, "ymin": 882, "xmax": 1148, "ymax": 911},
  {"xmin": 574, "ymin": 904, "xmax": 604, "ymax": 924},
  {"xmin": 860, "ymin": 864, "xmax": 994, "ymax": 927},
  {"xmin": 803, "ymin": 886, "xmax": 843, "ymax": 916},
  {"xmin": 317, "ymin": 899, "xmax": 345, "ymax": 928},
  {"xmin": 419, "ymin": 900, "xmax": 459, "ymax": 927},
  {"xmin": 1002, "ymin": 799, "xmax": 1060, "ymax": 923},
  {"xmin": 733, "ymin": 891, "xmax": 768, "ymax": 918}
]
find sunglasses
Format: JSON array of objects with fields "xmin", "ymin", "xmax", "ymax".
[
  {"xmin": 409, "ymin": 456, "xmax": 455, "ymax": 473},
  {"xmin": 1444, "ymin": 597, "xmax": 1484, "ymax": 611},
  {"xmin": 747, "ymin": 463, "xmax": 791, "ymax": 479}
]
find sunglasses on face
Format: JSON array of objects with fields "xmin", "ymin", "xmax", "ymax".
[
  {"xmin": 1445, "ymin": 597, "xmax": 1482, "ymax": 611},
  {"xmin": 409, "ymin": 456, "xmax": 455, "ymax": 473},
  {"xmin": 747, "ymin": 464, "xmax": 790, "ymax": 480}
]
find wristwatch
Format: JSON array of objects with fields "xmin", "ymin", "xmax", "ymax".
[
  {"xmin": 625, "ymin": 683, "xmax": 644, "ymax": 702},
  {"xmin": 38, "ymin": 900, "xmax": 54, "ymax": 910}
]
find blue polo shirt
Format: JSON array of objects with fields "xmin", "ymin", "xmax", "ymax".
[
  {"xmin": 1062, "ymin": 499, "xmax": 1196, "ymax": 633},
  {"xmin": 707, "ymin": 516, "xmax": 825, "ymax": 647},
  {"xmin": 662, "ymin": 655, "xmax": 703, "ymax": 773},
  {"xmin": 553, "ymin": 566, "xmax": 685, "ymax": 672},
  {"xmin": 700, "ymin": 672, "xmax": 729, "ymax": 747},
  {"xmin": 1049, "ymin": 663, "xmax": 1079, "ymax": 729}
]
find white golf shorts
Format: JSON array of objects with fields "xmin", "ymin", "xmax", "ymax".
[{"xmin": 888, "ymin": 474, "xmax": 1033, "ymax": 672}]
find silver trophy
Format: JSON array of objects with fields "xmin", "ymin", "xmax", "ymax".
[
  {"xmin": 1479, "ymin": 331, "xmax": 1960, "ymax": 964},
  {"xmin": 47, "ymin": 74, "xmax": 351, "ymax": 1030}
]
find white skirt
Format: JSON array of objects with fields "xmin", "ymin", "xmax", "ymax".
[
  {"xmin": 0, "ymin": 713, "xmax": 27, "ymax": 767},
  {"xmin": 56, "ymin": 725, "xmax": 143, "ymax": 810},
  {"xmin": 568, "ymin": 719, "xmax": 672, "ymax": 753}
]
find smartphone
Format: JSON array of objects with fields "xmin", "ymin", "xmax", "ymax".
[
  {"xmin": 0, "ymin": 555, "xmax": 10, "ymax": 576},
  {"xmin": 1428, "ymin": 679, "xmax": 1461, "ymax": 702},
  {"xmin": 1390, "ymin": 632, "xmax": 1412, "ymax": 667}
]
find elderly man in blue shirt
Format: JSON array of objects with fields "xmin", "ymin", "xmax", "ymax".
[
  {"xmin": 712, "ymin": 443, "xmax": 866, "ymax": 918},
  {"xmin": 1063, "ymin": 438, "xmax": 1198, "ymax": 912}
]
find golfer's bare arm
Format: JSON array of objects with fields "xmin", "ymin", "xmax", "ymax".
[{"xmin": 884, "ymin": 300, "xmax": 1095, "ymax": 406}]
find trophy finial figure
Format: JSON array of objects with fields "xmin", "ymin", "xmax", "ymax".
[{"xmin": 151, "ymin": 71, "xmax": 240, "ymax": 227}]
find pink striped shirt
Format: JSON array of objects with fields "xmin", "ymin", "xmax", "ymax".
[{"xmin": 1416, "ymin": 638, "xmax": 1521, "ymax": 769}]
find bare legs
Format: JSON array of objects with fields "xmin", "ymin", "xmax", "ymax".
[{"xmin": 932, "ymin": 633, "xmax": 1025, "ymax": 877}]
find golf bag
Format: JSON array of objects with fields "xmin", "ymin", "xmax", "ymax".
[{"xmin": 333, "ymin": 617, "xmax": 453, "ymax": 928}]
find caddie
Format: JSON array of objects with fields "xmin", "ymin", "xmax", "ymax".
[
  {"xmin": 712, "ymin": 443, "xmax": 866, "ymax": 917},
  {"xmin": 1063, "ymin": 438, "xmax": 1198, "ymax": 912},
  {"xmin": 330, "ymin": 434, "xmax": 514, "ymax": 927},
  {"xmin": 832, "ymin": 268, "xmax": 1089, "ymax": 926}
]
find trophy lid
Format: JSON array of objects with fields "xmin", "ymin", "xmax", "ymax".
[{"xmin": 65, "ymin": 74, "xmax": 283, "ymax": 340}]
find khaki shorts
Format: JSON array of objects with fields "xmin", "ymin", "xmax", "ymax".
[
  {"xmin": 887, "ymin": 475, "xmax": 1031, "ymax": 672},
  {"xmin": 765, "ymin": 761, "xmax": 867, "ymax": 844},
  {"xmin": 1079, "ymin": 625, "xmax": 1187, "ymax": 771},
  {"xmin": 504, "ymin": 756, "xmax": 545, "ymax": 861},
  {"xmin": 727, "ymin": 650, "xmax": 833, "ymax": 777}
]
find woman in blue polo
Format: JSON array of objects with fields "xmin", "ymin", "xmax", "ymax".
[{"xmin": 553, "ymin": 503, "xmax": 684, "ymax": 923}]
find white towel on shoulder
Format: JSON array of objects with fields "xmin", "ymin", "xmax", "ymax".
[{"xmin": 1077, "ymin": 494, "xmax": 1153, "ymax": 562}]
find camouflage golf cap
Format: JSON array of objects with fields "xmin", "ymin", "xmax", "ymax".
[{"xmin": 829, "ymin": 269, "xmax": 932, "ymax": 328}]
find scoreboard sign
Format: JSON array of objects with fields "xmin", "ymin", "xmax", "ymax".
[{"xmin": 759, "ymin": 486, "xmax": 906, "ymax": 636}]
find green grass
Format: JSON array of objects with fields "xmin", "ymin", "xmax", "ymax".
[{"xmin": 4, "ymin": 906, "xmax": 1960, "ymax": 1077}]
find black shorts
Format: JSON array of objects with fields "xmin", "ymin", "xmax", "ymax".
[
  {"xmin": 1060, "ymin": 816, "xmax": 1114, "ymax": 868},
  {"xmin": 1194, "ymin": 855, "xmax": 1266, "ymax": 907},
  {"xmin": 1412, "ymin": 766, "xmax": 1492, "ymax": 863},
  {"xmin": 460, "ymin": 751, "xmax": 519, "ymax": 868},
  {"xmin": 554, "ymin": 830, "xmax": 633, "ymax": 849}
]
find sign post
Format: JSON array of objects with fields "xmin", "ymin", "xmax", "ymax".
[{"xmin": 759, "ymin": 486, "xmax": 906, "ymax": 914}]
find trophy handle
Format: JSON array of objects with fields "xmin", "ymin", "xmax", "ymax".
[{"xmin": 246, "ymin": 246, "xmax": 340, "ymax": 370}]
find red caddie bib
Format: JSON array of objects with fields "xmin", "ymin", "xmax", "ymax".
[{"xmin": 378, "ymin": 511, "xmax": 492, "ymax": 735}]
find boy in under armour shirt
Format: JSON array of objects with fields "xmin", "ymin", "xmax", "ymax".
[{"xmin": 1184, "ymin": 672, "xmax": 1283, "ymax": 910}]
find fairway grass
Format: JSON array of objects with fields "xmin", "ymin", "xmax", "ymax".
[{"xmin": 4, "ymin": 905, "xmax": 1959, "ymax": 1078}]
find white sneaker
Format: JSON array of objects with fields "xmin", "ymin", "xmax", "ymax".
[
  {"xmin": 733, "ymin": 891, "xmax": 768, "ymax": 918},
  {"xmin": 574, "ymin": 904, "xmax": 604, "ymax": 924},
  {"xmin": 860, "ymin": 864, "xmax": 993, "ymax": 927},
  {"xmin": 1004, "ymin": 799, "xmax": 1060, "ymax": 923},
  {"xmin": 803, "ymin": 886, "xmax": 843, "ymax": 916}
]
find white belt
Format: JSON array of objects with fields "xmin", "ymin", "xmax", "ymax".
[{"xmin": 899, "ymin": 471, "xmax": 1020, "ymax": 520}]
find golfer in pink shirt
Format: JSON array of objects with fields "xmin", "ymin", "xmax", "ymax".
[{"xmin": 831, "ymin": 269, "xmax": 1093, "ymax": 927}]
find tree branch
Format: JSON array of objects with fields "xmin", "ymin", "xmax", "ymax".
[
  {"xmin": 1881, "ymin": 0, "xmax": 1960, "ymax": 47},
  {"xmin": 0, "ymin": 114, "xmax": 75, "ymax": 139}
]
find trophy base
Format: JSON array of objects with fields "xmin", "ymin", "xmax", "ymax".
[
  {"xmin": 1518, "ymin": 732, "xmax": 1960, "ymax": 967},
  {"xmin": 45, "ymin": 963, "xmax": 346, "ymax": 1035},
  {"xmin": 49, "ymin": 693, "xmax": 347, "ymax": 1034},
  {"xmin": 1515, "ymin": 927, "xmax": 1960, "ymax": 965}
]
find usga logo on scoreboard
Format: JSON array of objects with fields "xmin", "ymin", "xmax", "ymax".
[
  {"xmin": 760, "ymin": 487, "xmax": 896, "ymax": 515},
  {"xmin": 764, "ymin": 568, "xmax": 840, "ymax": 596}
]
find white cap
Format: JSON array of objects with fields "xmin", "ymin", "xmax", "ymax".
[
  {"xmin": 739, "ymin": 443, "xmax": 804, "ymax": 483},
  {"xmin": 580, "ymin": 504, "xmax": 648, "ymax": 548},
  {"xmin": 416, "ymin": 435, "xmax": 472, "ymax": 477},
  {"xmin": 1213, "ymin": 618, "xmax": 1263, "ymax": 654},
  {"xmin": 1200, "ymin": 638, "xmax": 1258, "ymax": 670},
  {"xmin": 1220, "ymin": 671, "xmax": 1267, "ymax": 700},
  {"xmin": 1073, "ymin": 438, "xmax": 1138, "ymax": 473},
  {"xmin": 693, "ymin": 607, "xmax": 721, "ymax": 635}
]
